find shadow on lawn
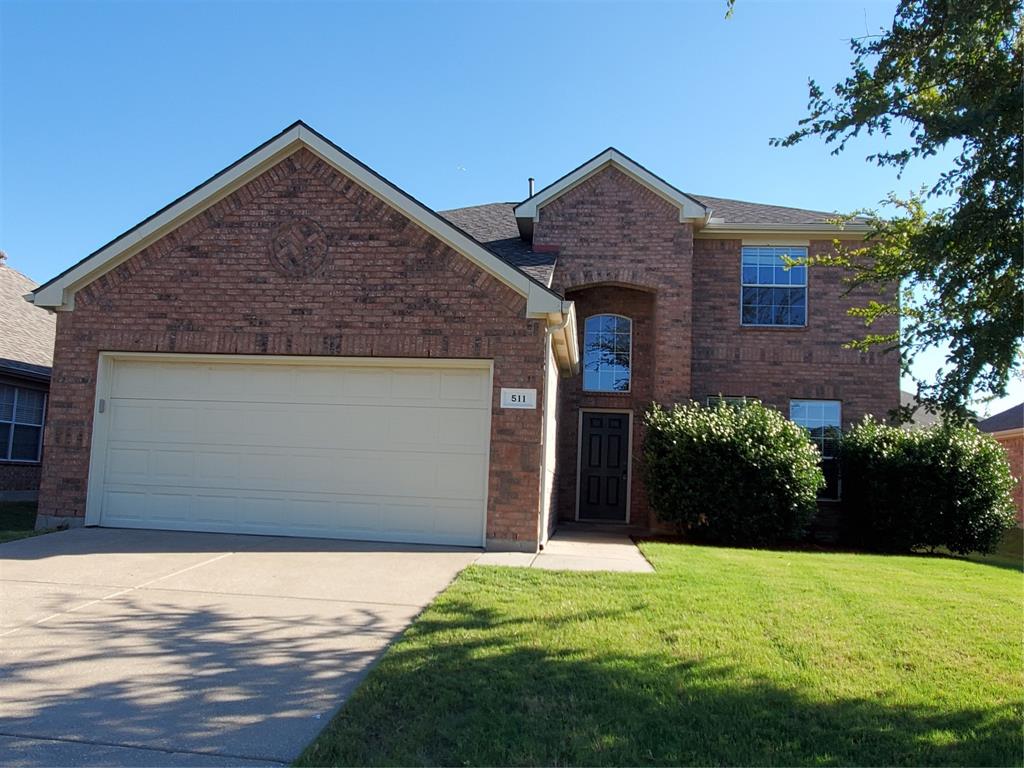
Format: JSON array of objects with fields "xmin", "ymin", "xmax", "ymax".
[{"xmin": 299, "ymin": 599, "xmax": 1020, "ymax": 768}]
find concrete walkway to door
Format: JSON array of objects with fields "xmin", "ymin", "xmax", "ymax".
[
  {"xmin": 477, "ymin": 526, "xmax": 654, "ymax": 572},
  {"xmin": 0, "ymin": 528, "xmax": 478, "ymax": 767}
]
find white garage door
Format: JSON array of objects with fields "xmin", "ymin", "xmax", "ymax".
[{"xmin": 89, "ymin": 356, "xmax": 491, "ymax": 546}]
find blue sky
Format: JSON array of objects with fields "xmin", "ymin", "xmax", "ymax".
[{"xmin": 1, "ymin": 0, "xmax": 1018, "ymax": 415}]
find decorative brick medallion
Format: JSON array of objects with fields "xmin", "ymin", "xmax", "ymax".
[{"xmin": 269, "ymin": 217, "xmax": 328, "ymax": 276}]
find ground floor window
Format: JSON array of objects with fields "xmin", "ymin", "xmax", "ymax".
[
  {"xmin": 0, "ymin": 384, "xmax": 46, "ymax": 462},
  {"xmin": 790, "ymin": 399, "xmax": 841, "ymax": 499}
]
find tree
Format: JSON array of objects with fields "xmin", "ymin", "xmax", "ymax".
[{"xmin": 771, "ymin": 0, "xmax": 1022, "ymax": 416}]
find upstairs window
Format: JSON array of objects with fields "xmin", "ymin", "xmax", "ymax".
[
  {"xmin": 790, "ymin": 399, "xmax": 841, "ymax": 499},
  {"xmin": 741, "ymin": 246, "xmax": 807, "ymax": 327},
  {"xmin": 583, "ymin": 315, "xmax": 631, "ymax": 393},
  {"xmin": 0, "ymin": 385, "xmax": 46, "ymax": 463}
]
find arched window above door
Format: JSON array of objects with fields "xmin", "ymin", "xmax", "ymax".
[{"xmin": 582, "ymin": 314, "xmax": 632, "ymax": 393}]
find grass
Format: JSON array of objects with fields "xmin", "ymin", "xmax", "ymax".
[
  {"xmin": 0, "ymin": 501, "xmax": 46, "ymax": 543},
  {"xmin": 958, "ymin": 526, "xmax": 1024, "ymax": 571},
  {"xmin": 299, "ymin": 541, "xmax": 1023, "ymax": 767}
]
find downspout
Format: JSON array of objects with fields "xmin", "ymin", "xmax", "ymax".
[
  {"xmin": 537, "ymin": 305, "xmax": 574, "ymax": 548},
  {"xmin": 536, "ymin": 332, "xmax": 551, "ymax": 549}
]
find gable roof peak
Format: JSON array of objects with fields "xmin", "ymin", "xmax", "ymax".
[{"xmin": 513, "ymin": 147, "xmax": 709, "ymax": 238}]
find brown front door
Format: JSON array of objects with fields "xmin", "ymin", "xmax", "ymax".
[{"xmin": 578, "ymin": 411, "xmax": 630, "ymax": 522}]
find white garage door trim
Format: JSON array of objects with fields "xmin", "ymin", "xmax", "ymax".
[{"xmin": 85, "ymin": 352, "xmax": 493, "ymax": 547}]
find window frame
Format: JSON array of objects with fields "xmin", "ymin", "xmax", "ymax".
[
  {"xmin": 789, "ymin": 398, "xmax": 842, "ymax": 500},
  {"xmin": 581, "ymin": 313, "xmax": 633, "ymax": 394},
  {"xmin": 0, "ymin": 384, "xmax": 47, "ymax": 464},
  {"xmin": 739, "ymin": 246, "xmax": 809, "ymax": 328}
]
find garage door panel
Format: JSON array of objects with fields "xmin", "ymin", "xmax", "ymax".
[
  {"xmin": 392, "ymin": 369, "xmax": 439, "ymax": 400},
  {"xmin": 439, "ymin": 369, "xmax": 490, "ymax": 403},
  {"xmin": 106, "ymin": 447, "xmax": 150, "ymax": 482},
  {"xmin": 151, "ymin": 449, "xmax": 194, "ymax": 481},
  {"xmin": 95, "ymin": 358, "xmax": 490, "ymax": 546},
  {"xmin": 191, "ymin": 494, "xmax": 238, "ymax": 525},
  {"xmin": 438, "ymin": 410, "xmax": 489, "ymax": 449}
]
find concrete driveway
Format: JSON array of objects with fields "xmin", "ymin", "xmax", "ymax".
[{"xmin": 0, "ymin": 528, "xmax": 479, "ymax": 766}]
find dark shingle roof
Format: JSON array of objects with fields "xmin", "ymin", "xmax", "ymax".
[
  {"xmin": 900, "ymin": 390, "xmax": 943, "ymax": 429},
  {"xmin": 439, "ymin": 203, "xmax": 557, "ymax": 285},
  {"xmin": 689, "ymin": 194, "xmax": 853, "ymax": 226},
  {"xmin": 441, "ymin": 193, "xmax": 865, "ymax": 284},
  {"xmin": 977, "ymin": 403, "xmax": 1024, "ymax": 434},
  {"xmin": 0, "ymin": 264, "xmax": 55, "ymax": 379}
]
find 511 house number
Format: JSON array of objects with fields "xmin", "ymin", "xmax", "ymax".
[{"xmin": 500, "ymin": 388, "xmax": 537, "ymax": 409}]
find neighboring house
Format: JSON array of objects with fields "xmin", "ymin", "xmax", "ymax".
[
  {"xmin": 28, "ymin": 122, "xmax": 898, "ymax": 550},
  {"xmin": 977, "ymin": 403, "xmax": 1024, "ymax": 526},
  {"xmin": 0, "ymin": 263, "xmax": 55, "ymax": 501},
  {"xmin": 900, "ymin": 390, "xmax": 942, "ymax": 430}
]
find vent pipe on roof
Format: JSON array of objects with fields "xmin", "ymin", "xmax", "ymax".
[{"xmin": 528, "ymin": 177, "xmax": 535, "ymax": 197}]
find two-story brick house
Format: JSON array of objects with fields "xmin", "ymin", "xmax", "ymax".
[{"xmin": 30, "ymin": 123, "xmax": 898, "ymax": 549}]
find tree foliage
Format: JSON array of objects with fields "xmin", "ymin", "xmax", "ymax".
[{"xmin": 772, "ymin": 0, "xmax": 1023, "ymax": 415}]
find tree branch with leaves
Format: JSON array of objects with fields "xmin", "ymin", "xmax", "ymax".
[{"xmin": 770, "ymin": 0, "xmax": 1022, "ymax": 417}]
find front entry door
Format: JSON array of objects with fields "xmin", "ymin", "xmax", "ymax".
[{"xmin": 578, "ymin": 411, "xmax": 630, "ymax": 522}]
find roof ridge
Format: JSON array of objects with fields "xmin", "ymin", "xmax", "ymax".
[{"xmin": 0, "ymin": 262, "xmax": 42, "ymax": 289}]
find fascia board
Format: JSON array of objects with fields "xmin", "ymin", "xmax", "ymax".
[{"xmin": 697, "ymin": 222, "xmax": 872, "ymax": 239}]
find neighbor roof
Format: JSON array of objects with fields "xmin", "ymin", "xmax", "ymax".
[
  {"xmin": 900, "ymin": 390, "xmax": 942, "ymax": 430},
  {"xmin": 977, "ymin": 403, "xmax": 1024, "ymax": 434},
  {"xmin": 0, "ymin": 263, "xmax": 56, "ymax": 379}
]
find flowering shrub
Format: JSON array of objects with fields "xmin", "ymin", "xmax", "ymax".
[
  {"xmin": 841, "ymin": 418, "xmax": 1017, "ymax": 554},
  {"xmin": 642, "ymin": 401, "xmax": 823, "ymax": 546}
]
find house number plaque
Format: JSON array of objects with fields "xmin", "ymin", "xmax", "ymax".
[{"xmin": 500, "ymin": 388, "xmax": 537, "ymax": 409}]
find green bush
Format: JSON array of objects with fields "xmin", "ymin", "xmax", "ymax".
[
  {"xmin": 642, "ymin": 401, "xmax": 824, "ymax": 546},
  {"xmin": 841, "ymin": 418, "xmax": 1017, "ymax": 554}
]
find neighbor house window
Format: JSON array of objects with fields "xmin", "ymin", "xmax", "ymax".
[
  {"xmin": 790, "ymin": 399, "xmax": 841, "ymax": 499},
  {"xmin": 583, "ymin": 315, "xmax": 631, "ymax": 392},
  {"xmin": 0, "ymin": 385, "xmax": 46, "ymax": 462},
  {"xmin": 741, "ymin": 246, "xmax": 807, "ymax": 326}
]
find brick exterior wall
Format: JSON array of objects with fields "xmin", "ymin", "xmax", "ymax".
[
  {"xmin": 38, "ymin": 148, "xmax": 548, "ymax": 549},
  {"xmin": 534, "ymin": 166, "xmax": 899, "ymax": 531},
  {"xmin": 0, "ymin": 463, "xmax": 42, "ymax": 494},
  {"xmin": 691, "ymin": 238, "xmax": 900, "ymax": 424},
  {"xmin": 536, "ymin": 167, "xmax": 693, "ymax": 528},
  {"xmin": 993, "ymin": 432, "xmax": 1023, "ymax": 526}
]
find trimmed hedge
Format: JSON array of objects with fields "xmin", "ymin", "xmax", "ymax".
[
  {"xmin": 841, "ymin": 418, "xmax": 1017, "ymax": 554},
  {"xmin": 642, "ymin": 401, "xmax": 823, "ymax": 546}
]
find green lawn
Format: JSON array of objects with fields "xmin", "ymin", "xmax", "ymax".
[
  {"xmin": 0, "ymin": 501, "xmax": 45, "ymax": 543},
  {"xmin": 299, "ymin": 542, "xmax": 1023, "ymax": 767},
  {"xmin": 960, "ymin": 527, "xmax": 1024, "ymax": 571}
]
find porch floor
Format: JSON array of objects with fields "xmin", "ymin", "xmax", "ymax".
[{"xmin": 477, "ymin": 526, "xmax": 654, "ymax": 573}]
